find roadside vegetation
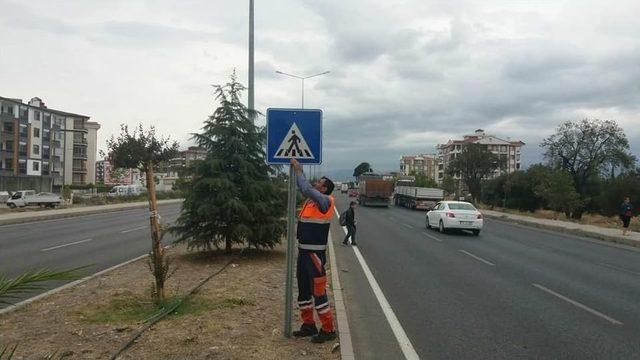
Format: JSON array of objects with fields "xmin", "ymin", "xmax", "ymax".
[
  {"xmin": 479, "ymin": 119, "xmax": 638, "ymax": 223},
  {"xmin": 170, "ymin": 72, "xmax": 286, "ymax": 253}
]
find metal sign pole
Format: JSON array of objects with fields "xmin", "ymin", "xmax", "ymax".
[{"xmin": 284, "ymin": 164, "xmax": 296, "ymax": 337}]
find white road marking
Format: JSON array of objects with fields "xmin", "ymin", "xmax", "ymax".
[
  {"xmin": 121, "ymin": 226, "xmax": 147, "ymax": 234},
  {"xmin": 422, "ymin": 232, "xmax": 443, "ymax": 242},
  {"xmin": 532, "ymin": 283, "xmax": 623, "ymax": 325},
  {"xmin": 458, "ymin": 250, "xmax": 496, "ymax": 266},
  {"xmin": 334, "ymin": 207, "xmax": 419, "ymax": 360},
  {"xmin": 595, "ymin": 262, "xmax": 640, "ymax": 276},
  {"xmin": 402, "ymin": 223, "xmax": 413, "ymax": 229},
  {"xmin": 41, "ymin": 238, "xmax": 93, "ymax": 252},
  {"xmin": 0, "ymin": 208, "xmax": 143, "ymax": 228}
]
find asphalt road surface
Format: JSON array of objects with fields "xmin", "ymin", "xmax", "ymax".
[
  {"xmin": 0, "ymin": 202, "xmax": 182, "ymax": 308},
  {"xmin": 331, "ymin": 195, "xmax": 640, "ymax": 359}
]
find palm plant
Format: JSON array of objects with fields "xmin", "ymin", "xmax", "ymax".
[{"xmin": 1, "ymin": 267, "xmax": 82, "ymax": 359}]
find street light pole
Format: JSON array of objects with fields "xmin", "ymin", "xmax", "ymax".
[
  {"xmin": 275, "ymin": 70, "xmax": 330, "ymax": 180},
  {"xmin": 248, "ymin": 0, "xmax": 255, "ymax": 122}
]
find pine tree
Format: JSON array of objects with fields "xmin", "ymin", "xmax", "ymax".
[{"xmin": 171, "ymin": 73, "xmax": 286, "ymax": 253}]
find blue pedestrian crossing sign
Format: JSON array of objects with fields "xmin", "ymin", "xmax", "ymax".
[{"xmin": 266, "ymin": 108, "xmax": 323, "ymax": 165}]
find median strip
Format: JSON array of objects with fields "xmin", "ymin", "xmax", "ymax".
[
  {"xmin": 458, "ymin": 250, "xmax": 495, "ymax": 266},
  {"xmin": 41, "ymin": 238, "xmax": 93, "ymax": 252},
  {"xmin": 532, "ymin": 283, "xmax": 623, "ymax": 325}
]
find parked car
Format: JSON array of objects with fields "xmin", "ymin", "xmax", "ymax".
[
  {"xmin": 0, "ymin": 191, "xmax": 10, "ymax": 204},
  {"xmin": 340, "ymin": 183, "xmax": 349, "ymax": 194},
  {"xmin": 348, "ymin": 189, "xmax": 358, "ymax": 197},
  {"xmin": 426, "ymin": 201, "xmax": 483, "ymax": 236},
  {"xmin": 6, "ymin": 190, "xmax": 62, "ymax": 209}
]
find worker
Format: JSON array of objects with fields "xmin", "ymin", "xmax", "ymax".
[{"xmin": 290, "ymin": 158, "xmax": 337, "ymax": 343}]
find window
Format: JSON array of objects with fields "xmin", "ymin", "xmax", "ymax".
[
  {"xmin": 19, "ymin": 125, "xmax": 28, "ymax": 137},
  {"xmin": 33, "ymin": 161, "xmax": 39, "ymax": 171},
  {"xmin": 34, "ymin": 111, "xmax": 40, "ymax": 121},
  {"xmin": 33, "ymin": 128, "xmax": 40, "ymax": 138},
  {"xmin": 19, "ymin": 144, "xmax": 27, "ymax": 156},
  {"xmin": 5, "ymin": 140, "xmax": 14, "ymax": 152},
  {"xmin": 33, "ymin": 145, "xmax": 40, "ymax": 155},
  {"xmin": 448, "ymin": 203, "xmax": 476, "ymax": 210},
  {"xmin": 3, "ymin": 122, "xmax": 13, "ymax": 132},
  {"xmin": 18, "ymin": 161, "xmax": 26, "ymax": 174}
]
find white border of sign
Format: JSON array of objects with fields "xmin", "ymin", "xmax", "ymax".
[{"xmin": 266, "ymin": 108, "xmax": 323, "ymax": 165}]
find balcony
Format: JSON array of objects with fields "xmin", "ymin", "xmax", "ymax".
[
  {"xmin": 73, "ymin": 167, "xmax": 88, "ymax": 173},
  {"xmin": 73, "ymin": 153, "xmax": 88, "ymax": 160},
  {"xmin": 73, "ymin": 138, "xmax": 88, "ymax": 146}
]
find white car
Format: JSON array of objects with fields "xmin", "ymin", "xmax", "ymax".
[{"xmin": 426, "ymin": 201, "xmax": 483, "ymax": 236}]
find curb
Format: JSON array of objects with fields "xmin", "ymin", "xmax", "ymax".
[
  {"xmin": 484, "ymin": 213, "xmax": 640, "ymax": 249},
  {"xmin": 328, "ymin": 232, "xmax": 355, "ymax": 360},
  {"xmin": 0, "ymin": 199, "xmax": 183, "ymax": 226},
  {"xmin": 0, "ymin": 253, "xmax": 149, "ymax": 316}
]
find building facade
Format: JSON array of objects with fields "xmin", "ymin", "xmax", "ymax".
[
  {"xmin": 97, "ymin": 159, "xmax": 141, "ymax": 186},
  {"xmin": 399, "ymin": 154, "xmax": 437, "ymax": 179},
  {"xmin": 169, "ymin": 146, "xmax": 207, "ymax": 168},
  {"xmin": 0, "ymin": 96, "xmax": 100, "ymax": 189},
  {"xmin": 436, "ymin": 129, "xmax": 524, "ymax": 183}
]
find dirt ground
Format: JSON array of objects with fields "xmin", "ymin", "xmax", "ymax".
[{"xmin": 0, "ymin": 244, "xmax": 340, "ymax": 360}]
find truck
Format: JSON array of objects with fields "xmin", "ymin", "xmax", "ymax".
[
  {"xmin": 394, "ymin": 186, "xmax": 444, "ymax": 210},
  {"xmin": 340, "ymin": 183, "xmax": 349, "ymax": 194},
  {"xmin": 6, "ymin": 190, "xmax": 62, "ymax": 209},
  {"xmin": 357, "ymin": 173, "xmax": 395, "ymax": 207}
]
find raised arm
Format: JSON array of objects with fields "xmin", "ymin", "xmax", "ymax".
[{"xmin": 291, "ymin": 159, "xmax": 330, "ymax": 213}]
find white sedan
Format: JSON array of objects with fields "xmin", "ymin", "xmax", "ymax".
[{"xmin": 426, "ymin": 201, "xmax": 483, "ymax": 236}]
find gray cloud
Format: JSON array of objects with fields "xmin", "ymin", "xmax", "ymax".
[{"xmin": 1, "ymin": 0, "xmax": 639, "ymax": 174}]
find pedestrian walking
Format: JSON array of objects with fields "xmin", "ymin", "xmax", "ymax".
[
  {"xmin": 620, "ymin": 196, "xmax": 633, "ymax": 236},
  {"xmin": 342, "ymin": 201, "xmax": 357, "ymax": 246},
  {"xmin": 290, "ymin": 158, "xmax": 337, "ymax": 344}
]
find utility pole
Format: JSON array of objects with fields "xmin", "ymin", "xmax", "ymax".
[{"xmin": 248, "ymin": 0, "xmax": 255, "ymax": 122}]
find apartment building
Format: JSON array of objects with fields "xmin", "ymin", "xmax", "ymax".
[
  {"xmin": 436, "ymin": 129, "xmax": 524, "ymax": 183},
  {"xmin": 0, "ymin": 96, "xmax": 100, "ymax": 188},
  {"xmin": 169, "ymin": 146, "xmax": 207, "ymax": 168},
  {"xmin": 96, "ymin": 160, "xmax": 141, "ymax": 186},
  {"xmin": 399, "ymin": 154, "xmax": 437, "ymax": 179}
]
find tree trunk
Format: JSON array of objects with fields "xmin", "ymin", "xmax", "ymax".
[
  {"xmin": 146, "ymin": 165, "xmax": 165, "ymax": 301},
  {"xmin": 225, "ymin": 235, "xmax": 232, "ymax": 254}
]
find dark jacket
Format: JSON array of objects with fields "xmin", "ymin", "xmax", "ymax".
[
  {"xmin": 620, "ymin": 202, "xmax": 633, "ymax": 217},
  {"xmin": 346, "ymin": 207, "xmax": 356, "ymax": 226}
]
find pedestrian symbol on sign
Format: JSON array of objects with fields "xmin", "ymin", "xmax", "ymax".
[{"xmin": 274, "ymin": 123, "xmax": 315, "ymax": 159}]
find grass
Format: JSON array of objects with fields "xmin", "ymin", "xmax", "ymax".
[{"xmin": 73, "ymin": 291, "xmax": 254, "ymax": 324}]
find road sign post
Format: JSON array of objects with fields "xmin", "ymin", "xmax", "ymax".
[{"xmin": 266, "ymin": 108, "xmax": 323, "ymax": 338}]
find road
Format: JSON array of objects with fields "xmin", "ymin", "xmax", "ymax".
[
  {"xmin": 332, "ymin": 195, "xmax": 640, "ymax": 359},
  {"xmin": 0, "ymin": 202, "xmax": 182, "ymax": 308}
]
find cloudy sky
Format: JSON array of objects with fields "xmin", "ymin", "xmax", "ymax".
[{"xmin": 1, "ymin": 0, "xmax": 639, "ymax": 176}]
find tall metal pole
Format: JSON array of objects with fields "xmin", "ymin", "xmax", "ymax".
[
  {"xmin": 284, "ymin": 165, "xmax": 296, "ymax": 337},
  {"xmin": 248, "ymin": 0, "xmax": 255, "ymax": 121}
]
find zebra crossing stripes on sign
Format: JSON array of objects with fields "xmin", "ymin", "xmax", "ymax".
[{"xmin": 274, "ymin": 123, "xmax": 314, "ymax": 159}]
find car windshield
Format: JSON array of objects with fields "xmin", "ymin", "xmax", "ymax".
[{"xmin": 448, "ymin": 203, "xmax": 476, "ymax": 211}]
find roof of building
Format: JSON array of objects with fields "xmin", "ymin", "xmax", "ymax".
[{"xmin": 0, "ymin": 96, "xmax": 90, "ymax": 118}]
